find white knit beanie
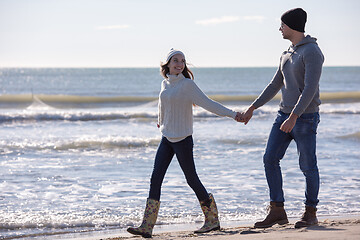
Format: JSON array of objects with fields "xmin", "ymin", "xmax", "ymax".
[{"xmin": 165, "ymin": 48, "xmax": 185, "ymax": 64}]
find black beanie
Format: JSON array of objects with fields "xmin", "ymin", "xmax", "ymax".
[{"xmin": 281, "ymin": 8, "xmax": 307, "ymax": 32}]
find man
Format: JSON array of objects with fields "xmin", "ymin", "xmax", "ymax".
[{"xmin": 240, "ymin": 8, "xmax": 324, "ymax": 228}]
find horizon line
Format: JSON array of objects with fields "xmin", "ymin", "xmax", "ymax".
[{"xmin": 0, "ymin": 65, "xmax": 359, "ymax": 69}]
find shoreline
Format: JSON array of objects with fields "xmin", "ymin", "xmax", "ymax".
[
  {"xmin": 35, "ymin": 214, "xmax": 359, "ymax": 240},
  {"xmin": 104, "ymin": 216, "xmax": 360, "ymax": 240}
]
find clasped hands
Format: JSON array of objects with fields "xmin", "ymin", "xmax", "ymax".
[
  {"xmin": 234, "ymin": 106, "xmax": 298, "ymax": 133},
  {"xmin": 235, "ymin": 112, "xmax": 247, "ymax": 123},
  {"xmin": 235, "ymin": 106, "xmax": 255, "ymax": 125}
]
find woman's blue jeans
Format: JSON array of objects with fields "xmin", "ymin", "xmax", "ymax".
[
  {"xmin": 263, "ymin": 111, "xmax": 320, "ymax": 207},
  {"xmin": 148, "ymin": 136, "xmax": 209, "ymax": 201}
]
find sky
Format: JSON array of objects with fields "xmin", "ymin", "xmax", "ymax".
[{"xmin": 0, "ymin": 0, "xmax": 359, "ymax": 68}]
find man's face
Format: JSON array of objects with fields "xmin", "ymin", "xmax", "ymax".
[{"xmin": 279, "ymin": 22, "xmax": 292, "ymax": 40}]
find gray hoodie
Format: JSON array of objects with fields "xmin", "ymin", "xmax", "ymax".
[{"xmin": 252, "ymin": 35, "xmax": 324, "ymax": 116}]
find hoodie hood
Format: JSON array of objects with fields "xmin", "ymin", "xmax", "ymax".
[
  {"xmin": 295, "ymin": 35, "xmax": 318, "ymax": 47},
  {"xmin": 287, "ymin": 35, "xmax": 318, "ymax": 53}
]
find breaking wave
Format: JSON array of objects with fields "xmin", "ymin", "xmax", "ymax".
[
  {"xmin": 0, "ymin": 91, "xmax": 359, "ymax": 104},
  {"xmin": 0, "ymin": 137, "xmax": 161, "ymax": 152},
  {"xmin": 0, "ymin": 92, "xmax": 359, "ymax": 124}
]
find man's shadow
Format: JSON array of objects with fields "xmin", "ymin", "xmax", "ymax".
[{"xmin": 305, "ymin": 225, "xmax": 345, "ymax": 231}]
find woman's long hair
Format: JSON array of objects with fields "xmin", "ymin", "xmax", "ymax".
[{"xmin": 160, "ymin": 58, "xmax": 194, "ymax": 80}]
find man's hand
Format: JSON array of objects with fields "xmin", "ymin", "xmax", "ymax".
[
  {"xmin": 242, "ymin": 105, "xmax": 256, "ymax": 125},
  {"xmin": 280, "ymin": 113, "xmax": 298, "ymax": 133}
]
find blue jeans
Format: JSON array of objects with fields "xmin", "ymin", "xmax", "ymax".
[
  {"xmin": 263, "ymin": 111, "xmax": 320, "ymax": 207},
  {"xmin": 148, "ymin": 136, "xmax": 209, "ymax": 201}
]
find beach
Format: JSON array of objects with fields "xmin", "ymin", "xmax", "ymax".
[
  {"xmin": 2, "ymin": 0, "xmax": 360, "ymax": 239},
  {"xmin": 103, "ymin": 216, "xmax": 360, "ymax": 240},
  {"xmin": 1, "ymin": 67, "xmax": 359, "ymax": 239}
]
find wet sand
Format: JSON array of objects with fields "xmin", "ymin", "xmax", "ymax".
[{"xmin": 104, "ymin": 216, "xmax": 360, "ymax": 240}]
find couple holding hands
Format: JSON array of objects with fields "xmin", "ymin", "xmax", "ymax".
[{"xmin": 127, "ymin": 8, "xmax": 324, "ymax": 238}]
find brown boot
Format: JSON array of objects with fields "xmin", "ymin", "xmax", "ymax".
[
  {"xmin": 295, "ymin": 206, "xmax": 318, "ymax": 228},
  {"xmin": 254, "ymin": 202, "xmax": 289, "ymax": 228}
]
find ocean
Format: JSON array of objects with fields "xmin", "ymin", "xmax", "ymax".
[{"xmin": 0, "ymin": 67, "xmax": 359, "ymax": 239}]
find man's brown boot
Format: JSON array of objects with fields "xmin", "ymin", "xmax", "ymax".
[
  {"xmin": 295, "ymin": 206, "xmax": 318, "ymax": 228},
  {"xmin": 254, "ymin": 202, "xmax": 289, "ymax": 228}
]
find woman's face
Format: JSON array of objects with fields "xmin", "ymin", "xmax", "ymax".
[{"xmin": 168, "ymin": 54, "xmax": 185, "ymax": 75}]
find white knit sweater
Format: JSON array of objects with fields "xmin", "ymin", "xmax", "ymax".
[{"xmin": 158, "ymin": 73, "xmax": 237, "ymax": 142}]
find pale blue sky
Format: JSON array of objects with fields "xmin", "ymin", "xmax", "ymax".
[{"xmin": 1, "ymin": 0, "xmax": 359, "ymax": 67}]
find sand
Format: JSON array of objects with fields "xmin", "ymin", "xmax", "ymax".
[{"xmin": 104, "ymin": 217, "xmax": 360, "ymax": 240}]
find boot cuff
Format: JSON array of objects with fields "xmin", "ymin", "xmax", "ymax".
[{"xmin": 270, "ymin": 201, "xmax": 284, "ymax": 207}]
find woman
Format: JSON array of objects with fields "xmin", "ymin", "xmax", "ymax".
[{"xmin": 127, "ymin": 49, "xmax": 240, "ymax": 238}]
